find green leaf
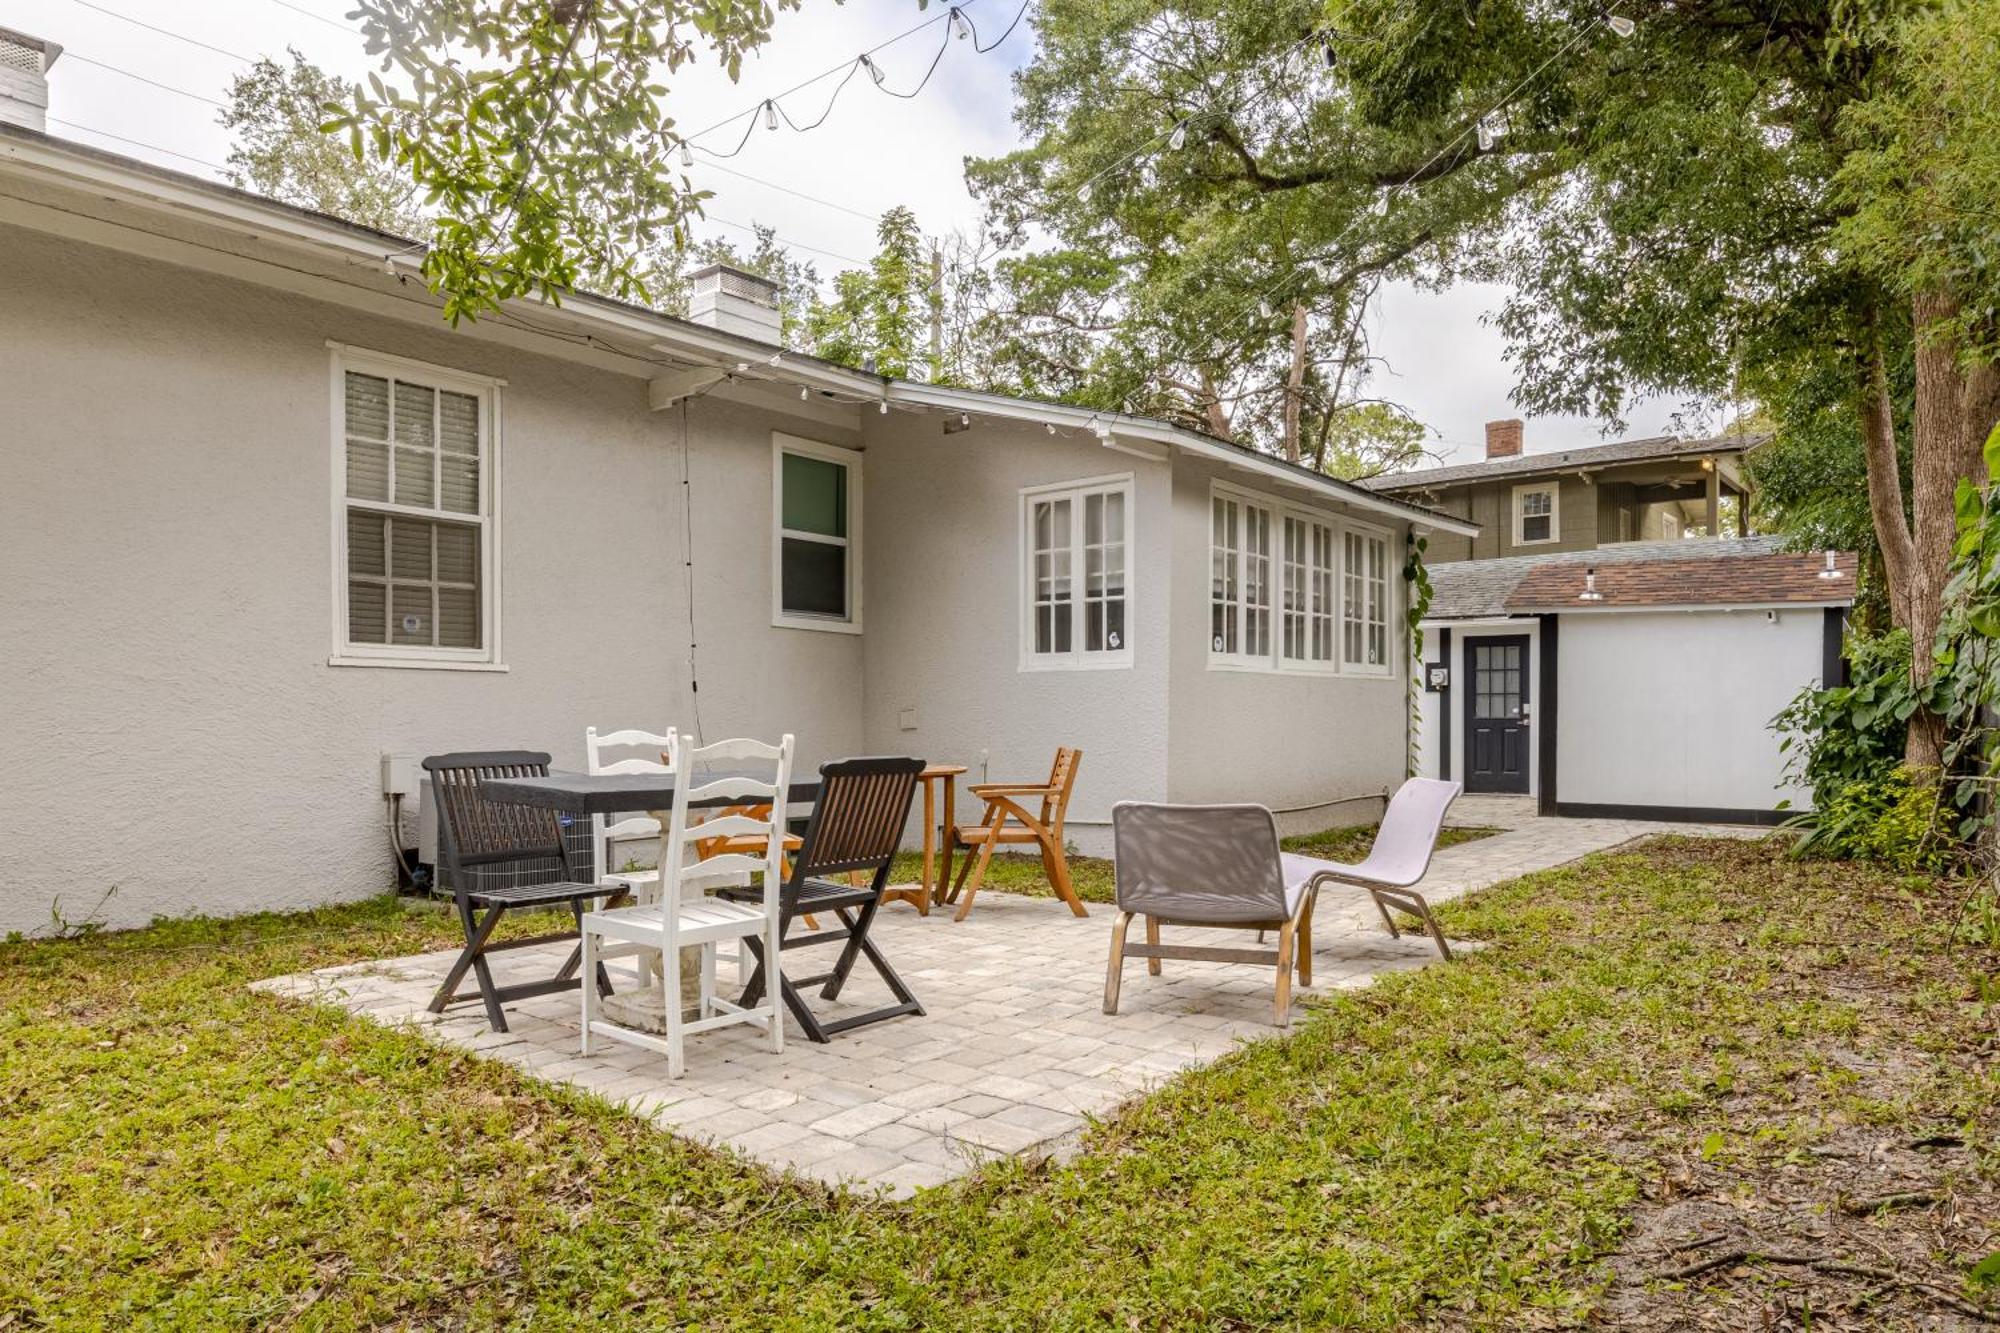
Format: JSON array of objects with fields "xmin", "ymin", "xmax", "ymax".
[
  {"xmin": 1969, "ymin": 1249, "xmax": 2000, "ymax": 1290},
  {"xmin": 1699, "ymin": 1131, "xmax": 1724, "ymax": 1161},
  {"xmin": 1984, "ymin": 422, "xmax": 2000, "ymax": 482}
]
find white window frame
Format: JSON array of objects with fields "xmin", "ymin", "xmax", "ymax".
[
  {"xmin": 771, "ymin": 432, "xmax": 863, "ymax": 634},
  {"xmin": 1512, "ymin": 481, "xmax": 1560, "ymax": 547},
  {"xmin": 1208, "ymin": 481, "xmax": 1390, "ymax": 678},
  {"xmin": 328, "ymin": 344, "xmax": 505, "ymax": 671},
  {"xmin": 1660, "ymin": 510, "xmax": 1681, "ymax": 540},
  {"xmin": 1018, "ymin": 472, "xmax": 1135, "ymax": 672},
  {"xmin": 1340, "ymin": 517, "xmax": 1396, "ymax": 677}
]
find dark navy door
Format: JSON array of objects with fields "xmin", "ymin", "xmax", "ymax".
[{"xmin": 1464, "ymin": 635, "xmax": 1530, "ymax": 794}]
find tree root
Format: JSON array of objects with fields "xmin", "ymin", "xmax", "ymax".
[{"xmin": 1659, "ymin": 1248, "xmax": 1997, "ymax": 1321}]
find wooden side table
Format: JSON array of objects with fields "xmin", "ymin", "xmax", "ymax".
[{"xmin": 882, "ymin": 763, "xmax": 967, "ymax": 915}]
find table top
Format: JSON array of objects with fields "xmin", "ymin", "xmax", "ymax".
[
  {"xmin": 919, "ymin": 764, "xmax": 968, "ymax": 779},
  {"xmin": 480, "ymin": 770, "xmax": 822, "ymax": 815}
]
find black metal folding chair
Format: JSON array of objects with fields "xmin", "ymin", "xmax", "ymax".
[
  {"xmin": 423, "ymin": 751, "xmax": 613, "ymax": 1032},
  {"xmin": 723, "ymin": 756, "xmax": 925, "ymax": 1043}
]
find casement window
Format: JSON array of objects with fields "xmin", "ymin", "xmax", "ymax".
[
  {"xmin": 772, "ymin": 433, "xmax": 861, "ymax": 632},
  {"xmin": 1021, "ymin": 474, "xmax": 1133, "ymax": 669},
  {"xmin": 333, "ymin": 348, "xmax": 500, "ymax": 668},
  {"xmin": 1212, "ymin": 484, "xmax": 1363, "ymax": 674},
  {"xmin": 1342, "ymin": 526, "xmax": 1393, "ymax": 674},
  {"xmin": 1513, "ymin": 482, "xmax": 1559, "ymax": 546}
]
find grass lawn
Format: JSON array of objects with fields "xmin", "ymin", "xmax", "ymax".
[
  {"xmin": 888, "ymin": 820, "xmax": 1498, "ymax": 905},
  {"xmin": 3, "ymin": 838, "xmax": 1995, "ymax": 1328}
]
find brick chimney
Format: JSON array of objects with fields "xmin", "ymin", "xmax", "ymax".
[
  {"xmin": 0, "ymin": 27, "xmax": 62, "ymax": 133},
  {"xmin": 1485, "ymin": 418, "xmax": 1524, "ymax": 460}
]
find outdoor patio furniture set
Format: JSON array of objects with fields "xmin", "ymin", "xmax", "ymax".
[{"xmin": 422, "ymin": 729, "xmax": 1462, "ymax": 1078}]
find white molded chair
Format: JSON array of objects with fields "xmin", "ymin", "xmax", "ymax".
[
  {"xmin": 584, "ymin": 726, "xmax": 676, "ymax": 899},
  {"xmin": 1285, "ymin": 778, "xmax": 1463, "ymax": 959},
  {"xmin": 580, "ymin": 733, "xmax": 794, "ymax": 1079}
]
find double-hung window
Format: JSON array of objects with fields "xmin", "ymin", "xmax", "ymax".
[
  {"xmin": 1213, "ymin": 486, "xmax": 1347, "ymax": 673},
  {"xmin": 773, "ymin": 434, "xmax": 861, "ymax": 632},
  {"xmin": 334, "ymin": 348, "xmax": 499, "ymax": 667},
  {"xmin": 1513, "ymin": 482, "xmax": 1558, "ymax": 546},
  {"xmin": 1342, "ymin": 525, "xmax": 1392, "ymax": 674},
  {"xmin": 1021, "ymin": 474, "xmax": 1132, "ymax": 669}
]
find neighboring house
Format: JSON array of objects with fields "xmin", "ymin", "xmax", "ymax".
[
  {"xmin": 1412, "ymin": 538, "xmax": 1857, "ymax": 823},
  {"xmin": 1360, "ymin": 419, "xmax": 1765, "ymax": 562},
  {"xmin": 0, "ymin": 39, "xmax": 1475, "ymax": 935}
]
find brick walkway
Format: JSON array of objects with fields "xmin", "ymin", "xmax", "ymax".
[{"xmin": 254, "ymin": 814, "xmax": 1755, "ymax": 1198}]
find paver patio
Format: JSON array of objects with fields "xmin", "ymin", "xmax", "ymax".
[{"xmin": 254, "ymin": 812, "xmax": 1757, "ymax": 1197}]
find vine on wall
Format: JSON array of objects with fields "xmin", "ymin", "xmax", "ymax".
[{"xmin": 1404, "ymin": 533, "xmax": 1434, "ymax": 779}]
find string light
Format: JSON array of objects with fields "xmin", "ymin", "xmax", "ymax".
[
  {"xmin": 1606, "ymin": 12, "xmax": 1637, "ymax": 38},
  {"xmin": 1476, "ymin": 111, "xmax": 1509, "ymax": 151},
  {"xmin": 949, "ymin": 7, "xmax": 972, "ymax": 41},
  {"xmin": 860, "ymin": 54, "xmax": 886, "ymax": 86},
  {"xmin": 1168, "ymin": 119, "xmax": 1189, "ymax": 151},
  {"xmin": 762, "ymin": 99, "xmax": 779, "ymax": 131},
  {"xmin": 679, "ymin": 141, "xmax": 694, "ymax": 167}
]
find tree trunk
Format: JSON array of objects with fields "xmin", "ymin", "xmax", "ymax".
[
  {"xmin": 1893, "ymin": 290, "xmax": 2000, "ymax": 770},
  {"xmin": 1197, "ymin": 367, "xmax": 1234, "ymax": 442},
  {"xmin": 1282, "ymin": 302, "xmax": 1308, "ymax": 464}
]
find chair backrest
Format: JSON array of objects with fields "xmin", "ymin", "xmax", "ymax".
[
  {"xmin": 584, "ymin": 726, "xmax": 676, "ymax": 884},
  {"xmin": 790, "ymin": 757, "xmax": 925, "ymax": 892},
  {"xmin": 1351, "ymin": 778, "xmax": 1462, "ymax": 888},
  {"xmin": 656, "ymin": 733, "xmax": 795, "ymax": 927},
  {"xmin": 422, "ymin": 752, "xmax": 571, "ymax": 891},
  {"xmin": 1110, "ymin": 802, "xmax": 1287, "ymax": 922},
  {"xmin": 1041, "ymin": 747, "xmax": 1083, "ymax": 836}
]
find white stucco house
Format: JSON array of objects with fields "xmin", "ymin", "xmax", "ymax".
[
  {"xmin": 0, "ymin": 67, "xmax": 1479, "ymax": 935},
  {"xmin": 1412, "ymin": 538, "xmax": 1857, "ymax": 822}
]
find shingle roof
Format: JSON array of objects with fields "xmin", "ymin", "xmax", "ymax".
[
  {"xmin": 1360, "ymin": 432, "xmax": 1769, "ymax": 493},
  {"xmin": 1424, "ymin": 537, "xmax": 1856, "ymax": 620},
  {"xmin": 1507, "ymin": 549, "xmax": 1859, "ymax": 612}
]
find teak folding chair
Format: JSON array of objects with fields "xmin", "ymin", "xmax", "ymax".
[
  {"xmin": 945, "ymin": 746, "xmax": 1086, "ymax": 922},
  {"xmin": 423, "ymin": 751, "xmax": 614, "ymax": 1032},
  {"xmin": 724, "ymin": 756, "xmax": 926, "ymax": 1043}
]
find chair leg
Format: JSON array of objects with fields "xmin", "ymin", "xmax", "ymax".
[
  {"xmin": 663, "ymin": 935, "xmax": 686, "ymax": 1080},
  {"xmin": 1296, "ymin": 891, "xmax": 1315, "ymax": 989},
  {"xmin": 946, "ymin": 833, "xmax": 980, "ymax": 905},
  {"xmin": 699, "ymin": 941, "xmax": 717, "ymax": 1018},
  {"xmin": 1103, "ymin": 910, "xmax": 1133, "ymax": 1014},
  {"xmin": 953, "ymin": 839, "xmax": 997, "ymax": 923},
  {"xmin": 1044, "ymin": 838, "xmax": 1088, "ymax": 917},
  {"xmin": 1369, "ymin": 887, "xmax": 1402, "ymax": 939},
  {"xmin": 579, "ymin": 927, "xmax": 599, "ymax": 1055},
  {"xmin": 766, "ymin": 916, "xmax": 785, "ymax": 1054},
  {"xmin": 1273, "ymin": 920, "xmax": 1296, "ymax": 1027},
  {"xmin": 1406, "ymin": 891, "xmax": 1453, "ymax": 961},
  {"xmin": 1144, "ymin": 915, "xmax": 1162, "ymax": 975},
  {"xmin": 429, "ymin": 896, "xmax": 499, "ymax": 1015}
]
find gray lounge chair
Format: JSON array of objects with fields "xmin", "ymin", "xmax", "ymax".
[
  {"xmin": 1105, "ymin": 802, "xmax": 1319, "ymax": 1026},
  {"xmin": 1285, "ymin": 778, "xmax": 1464, "ymax": 960}
]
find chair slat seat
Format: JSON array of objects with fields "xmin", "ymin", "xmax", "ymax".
[
  {"xmin": 463, "ymin": 880, "xmax": 609, "ymax": 908},
  {"xmin": 719, "ymin": 875, "xmax": 873, "ymax": 913},
  {"xmin": 583, "ymin": 897, "xmax": 767, "ymax": 946}
]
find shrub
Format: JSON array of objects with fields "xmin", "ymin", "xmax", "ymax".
[{"xmin": 1802, "ymin": 765, "xmax": 1950, "ymax": 872}]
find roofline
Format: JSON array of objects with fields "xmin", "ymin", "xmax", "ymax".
[
  {"xmin": 1423, "ymin": 597, "xmax": 1853, "ymax": 623},
  {"xmin": 1365, "ymin": 437, "xmax": 1766, "ymax": 494},
  {"xmin": 0, "ymin": 124, "xmax": 1477, "ymax": 538}
]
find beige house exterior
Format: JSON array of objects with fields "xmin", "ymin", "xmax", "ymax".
[{"xmin": 0, "ymin": 124, "xmax": 1474, "ymax": 936}]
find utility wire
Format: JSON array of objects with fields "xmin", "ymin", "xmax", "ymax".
[
  {"xmin": 61, "ymin": 0, "xmax": 255, "ymax": 62},
  {"xmin": 63, "ymin": 52, "xmax": 229, "ymax": 107}
]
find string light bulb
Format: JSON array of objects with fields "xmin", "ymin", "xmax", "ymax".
[
  {"xmin": 1606, "ymin": 12, "xmax": 1636, "ymax": 37},
  {"xmin": 800, "ymin": 386, "xmax": 809, "ymax": 400},
  {"xmin": 860, "ymin": 54, "xmax": 886, "ymax": 87},
  {"xmin": 1168, "ymin": 119, "xmax": 1188, "ymax": 151},
  {"xmin": 678, "ymin": 140, "xmax": 694, "ymax": 167},
  {"xmin": 879, "ymin": 400, "xmax": 889, "ymax": 414},
  {"xmin": 1477, "ymin": 111, "xmax": 1509, "ymax": 152},
  {"xmin": 1078, "ymin": 179, "xmax": 1093, "ymax": 203},
  {"xmin": 762, "ymin": 99, "xmax": 779, "ymax": 131},
  {"xmin": 948, "ymin": 7, "xmax": 971, "ymax": 40}
]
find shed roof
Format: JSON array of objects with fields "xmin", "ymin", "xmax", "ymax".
[
  {"xmin": 1360, "ymin": 431, "xmax": 1768, "ymax": 494},
  {"xmin": 1424, "ymin": 537, "xmax": 1857, "ymax": 620}
]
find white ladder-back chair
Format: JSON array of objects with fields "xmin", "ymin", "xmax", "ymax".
[
  {"xmin": 580, "ymin": 733, "xmax": 794, "ymax": 1079},
  {"xmin": 584, "ymin": 726, "xmax": 677, "ymax": 898}
]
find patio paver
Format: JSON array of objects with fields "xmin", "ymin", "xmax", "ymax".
[{"xmin": 254, "ymin": 812, "xmax": 1755, "ymax": 1198}]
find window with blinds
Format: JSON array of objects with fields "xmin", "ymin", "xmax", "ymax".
[{"xmin": 334, "ymin": 351, "xmax": 497, "ymax": 664}]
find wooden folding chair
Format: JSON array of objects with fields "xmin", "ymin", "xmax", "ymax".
[{"xmin": 945, "ymin": 746, "xmax": 1087, "ymax": 922}]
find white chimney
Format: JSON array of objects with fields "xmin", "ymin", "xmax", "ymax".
[
  {"xmin": 0, "ymin": 27, "xmax": 62, "ymax": 134},
  {"xmin": 688, "ymin": 263, "xmax": 782, "ymax": 345}
]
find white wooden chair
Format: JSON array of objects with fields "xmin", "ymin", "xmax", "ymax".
[
  {"xmin": 580, "ymin": 733, "xmax": 794, "ymax": 1079},
  {"xmin": 584, "ymin": 725, "xmax": 676, "ymax": 899}
]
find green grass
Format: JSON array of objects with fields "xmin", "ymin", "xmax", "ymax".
[
  {"xmin": 2, "ymin": 839, "xmax": 1992, "ymax": 1328},
  {"xmin": 889, "ymin": 819, "xmax": 1498, "ymax": 905}
]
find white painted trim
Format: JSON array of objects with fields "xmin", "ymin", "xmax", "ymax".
[
  {"xmin": 770, "ymin": 432, "xmax": 863, "ymax": 634},
  {"xmin": 329, "ymin": 345, "xmax": 503, "ymax": 667},
  {"xmin": 1338, "ymin": 515, "xmax": 1397, "ymax": 678},
  {"xmin": 1017, "ymin": 472, "xmax": 1136, "ymax": 672},
  {"xmin": 1511, "ymin": 480, "xmax": 1560, "ymax": 546}
]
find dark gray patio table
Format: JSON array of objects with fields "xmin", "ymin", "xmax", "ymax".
[{"xmin": 478, "ymin": 768, "xmax": 822, "ymax": 1034}]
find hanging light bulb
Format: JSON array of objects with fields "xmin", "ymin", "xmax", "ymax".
[
  {"xmin": 678, "ymin": 140, "xmax": 694, "ymax": 167},
  {"xmin": 1372, "ymin": 190, "xmax": 1390, "ymax": 217},
  {"xmin": 762, "ymin": 99, "xmax": 778, "ymax": 131},
  {"xmin": 1257, "ymin": 297, "xmax": 1274, "ymax": 320},
  {"xmin": 1477, "ymin": 111, "xmax": 1509, "ymax": 151},
  {"xmin": 1168, "ymin": 119, "xmax": 1188, "ymax": 151},
  {"xmin": 860, "ymin": 54, "xmax": 886, "ymax": 87},
  {"xmin": 1606, "ymin": 12, "xmax": 1636, "ymax": 37},
  {"xmin": 948, "ymin": 6, "xmax": 971, "ymax": 40},
  {"xmin": 879, "ymin": 399, "xmax": 889, "ymax": 414},
  {"xmin": 800, "ymin": 386, "xmax": 809, "ymax": 400},
  {"xmin": 1078, "ymin": 179, "xmax": 1093, "ymax": 203}
]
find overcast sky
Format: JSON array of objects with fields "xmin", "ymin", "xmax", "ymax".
[{"xmin": 11, "ymin": 0, "xmax": 1694, "ymax": 465}]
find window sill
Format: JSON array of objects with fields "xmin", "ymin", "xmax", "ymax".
[
  {"xmin": 329, "ymin": 654, "xmax": 509, "ymax": 673},
  {"xmin": 771, "ymin": 614, "xmax": 863, "ymax": 636},
  {"xmin": 1018, "ymin": 656, "xmax": 1134, "ymax": 673},
  {"xmin": 1206, "ymin": 658, "xmax": 1394, "ymax": 679}
]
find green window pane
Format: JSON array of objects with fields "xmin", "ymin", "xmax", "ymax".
[
  {"xmin": 781, "ymin": 537, "xmax": 847, "ymax": 618},
  {"xmin": 782, "ymin": 452, "xmax": 846, "ymax": 537}
]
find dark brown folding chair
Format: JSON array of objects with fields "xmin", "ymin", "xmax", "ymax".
[
  {"xmin": 722, "ymin": 756, "xmax": 925, "ymax": 1043},
  {"xmin": 424, "ymin": 751, "xmax": 613, "ymax": 1032}
]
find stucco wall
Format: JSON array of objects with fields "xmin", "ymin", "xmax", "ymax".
[
  {"xmin": 1555, "ymin": 609, "xmax": 1819, "ymax": 812},
  {"xmin": 1415, "ymin": 621, "xmax": 1544, "ymax": 797},
  {"xmin": 857, "ymin": 415, "xmax": 1173, "ymax": 853},
  {"xmin": 0, "ymin": 225, "xmax": 860, "ymax": 935},
  {"xmin": 1165, "ymin": 459, "xmax": 1411, "ymax": 834}
]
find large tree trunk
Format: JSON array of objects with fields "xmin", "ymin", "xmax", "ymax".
[
  {"xmin": 1282, "ymin": 302, "xmax": 1308, "ymax": 463},
  {"xmin": 1877, "ymin": 290, "xmax": 2000, "ymax": 770}
]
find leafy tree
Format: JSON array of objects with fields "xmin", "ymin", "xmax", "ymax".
[
  {"xmin": 221, "ymin": 49, "xmax": 423, "ymax": 235},
  {"xmin": 804, "ymin": 207, "xmax": 935, "ymax": 379},
  {"xmin": 646, "ymin": 225, "xmax": 820, "ymax": 350}
]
